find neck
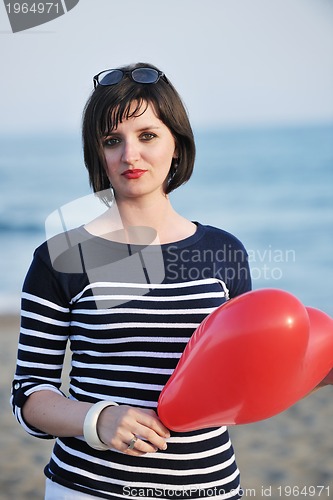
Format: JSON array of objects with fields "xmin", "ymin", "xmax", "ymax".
[
  {"xmin": 85, "ymin": 192, "xmax": 196, "ymax": 245},
  {"xmin": 115, "ymin": 194, "xmax": 175, "ymax": 234}
]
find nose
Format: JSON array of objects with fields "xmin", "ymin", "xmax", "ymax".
[{"xmin": 121, "ymin": 139, "xmax": 140, "ymax": 165}]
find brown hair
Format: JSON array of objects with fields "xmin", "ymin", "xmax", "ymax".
[{"xmin": 82, "ymin": 62, "xmax": 195, "ymax": 203}]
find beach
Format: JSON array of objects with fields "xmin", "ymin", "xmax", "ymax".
[
  {"xmin": 1, "ymin": 314, "xmax": 332, "ymax": 500},
  {"xmin": 1, "ymin": 315, "xmax": 53, "ymax": 499}
]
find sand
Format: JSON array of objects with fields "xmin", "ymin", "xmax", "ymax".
[{"xmin": 1, "ymin": 315, "xmax": 332, "ymax": 500}]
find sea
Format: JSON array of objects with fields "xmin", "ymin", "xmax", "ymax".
[{"xmin": 0, "ymin": 123, "xmax": 332, "ymax": 317}]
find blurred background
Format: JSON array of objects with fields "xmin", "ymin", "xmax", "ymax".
[{"xmin": 0, "ymin": 0, "xmax": 332, "ymax": 498}]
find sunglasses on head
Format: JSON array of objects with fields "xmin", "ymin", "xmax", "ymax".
[{"xmin": 93, "ymin": 67, "xmax": 168, "ymax": 89}]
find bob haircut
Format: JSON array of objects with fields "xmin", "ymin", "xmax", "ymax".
[{"xmin": 82, "ymin": 62, "xmax": 196, "ymax": 204}]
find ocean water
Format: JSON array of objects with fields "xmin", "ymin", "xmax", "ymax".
[{"xmin": 0, "ymin": 124, "xmax": 332, "ymax": 316}]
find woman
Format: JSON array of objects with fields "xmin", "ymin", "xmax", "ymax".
[{"xmin": 12, "ymin": 63, "xmax": 252, "ymax": 499}]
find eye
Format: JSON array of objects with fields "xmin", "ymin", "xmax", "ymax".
[
  {"xmin": 140, "ymin": 133, "xmax": 156, "ymax": 141},
  {"xmin": 103, "ymin": 137, "xmax": 121, "ymax": 147}
]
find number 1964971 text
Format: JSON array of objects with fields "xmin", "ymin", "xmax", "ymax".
[
  {"xmin": 276, "ymin": 485, "xmax": 330, "ymax": 497},
  {"xmin": 5, "ymin": 3, "xmax": 60, "ymax": 14}
]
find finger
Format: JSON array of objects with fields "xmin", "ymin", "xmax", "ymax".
[
  {"xmin": 116, "ymin": 408, "xmax": 170, "ymax": 449},
  {"xmin": 98, "ymin": 406, "xmax": 170, "ymax": 453},
  {"xmin": 124, "ymin": 435, "xmax": 159, "ymax": 455},
  {"xmin": 147, "ymin": 410, "xmax": 170, "ymax": 436},
  {"xmin": 136, "ymin": 409, "xmax": 170, "ymax": 438},
  {"xmin": 127, "ymin": 435, "xmax": 138, "ymax": 450},
  {"xmin": 133, "ymin": 424, "xmax": 168, "ymax": 451}
]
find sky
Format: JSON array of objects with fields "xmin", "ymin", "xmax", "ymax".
[{"xmin": 0, "ymin": 0, "xmax": 333, "ymax": 133}]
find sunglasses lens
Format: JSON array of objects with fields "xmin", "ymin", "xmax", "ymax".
[
  {"xmin": 94, "ymin": 68, "xmax": 163, "ymax": 88},
  {"xmin": 132, "ymin": 68, "xmax": 159, "ymax": 84},
  {"xmin": 98, "ymin": 70, "xmax": 123, "ymax": 86}
]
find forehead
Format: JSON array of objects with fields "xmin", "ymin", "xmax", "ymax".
[
  {"xmin": 105, "ymin": 100, "xmax": 168, "ymax": 135},
  {"xmin": 128, "ymin": 100, "xmax": 159, "ymax": 118},
  {"xmin": 103, "ymin": 99, "xmax": 162, "ymax": 135}
]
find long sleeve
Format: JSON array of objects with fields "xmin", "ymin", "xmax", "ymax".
[{"xmin": 11, "ymin": 248, "xmax": 71, "ymax": 438}]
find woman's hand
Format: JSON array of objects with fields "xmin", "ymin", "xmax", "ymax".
[{"xmin": 97, "ymin": 405, "xmax": 170, "ymax": 455}]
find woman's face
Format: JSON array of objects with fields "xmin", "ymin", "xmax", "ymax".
[{"xmin": 102, "ymin": 102, "xmax": 177, "ymax": 202}]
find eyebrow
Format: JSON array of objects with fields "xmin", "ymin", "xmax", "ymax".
[
  {"xmin": 135, "ymin": 125, "xmax": 162, "ymax": 132},
  {"xmin": 104, "ymin": 125, "xmax": 162, "ymax": 136}
]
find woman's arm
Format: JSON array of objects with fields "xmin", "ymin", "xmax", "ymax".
[
  {"xmin": 22, "ymin": 390, "xmax": 91, "ymax": 437},
  {"xmin": 22, "ymin": 390, "xmax": 170, "ymax": 455},
  {"xmin": 14, "ymin": 244, "xmax": 170, "ymax": 454}
]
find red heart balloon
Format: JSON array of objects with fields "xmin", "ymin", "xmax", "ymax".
[
  {"xmin": 296, "ymin": 306, "xmax": 333, "ymax": 395},
  {"xmin": 321, "ymin": 368, "xmax": 333, "ymax": 385},
  {"xmin": 158, "ymin": 289, "xmax": 310, "ymax": 431}
]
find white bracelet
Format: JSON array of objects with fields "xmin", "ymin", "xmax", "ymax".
[{"xmin": 83, "ymin": 401, "xmax": 119, "ymax": 450}]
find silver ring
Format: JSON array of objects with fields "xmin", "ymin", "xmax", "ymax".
[{"xmin": 127, "ymin": 435, "xmax": 137, "ymax": 450}]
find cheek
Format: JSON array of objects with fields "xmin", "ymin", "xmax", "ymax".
[
  {"xmin": 157, "ymin": 143, "xmax": 177, "ymax": 165},
  {"xmin": 103, "ymin": 152, "xmax": 118, "ymax": 175}
]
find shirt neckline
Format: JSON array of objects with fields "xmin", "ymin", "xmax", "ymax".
[{"xmin": 76, "ymin": 222, "xmax": 205, "ymax": 251}]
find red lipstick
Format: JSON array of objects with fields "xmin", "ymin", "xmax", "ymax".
[{"xmin": 122, "ymin": 169, "xmax": 147, "ymax": 179}]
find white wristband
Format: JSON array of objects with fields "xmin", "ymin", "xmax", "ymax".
[{"xmin": 83, "ymin": 401, "xmax": 119, "ymax": 450}]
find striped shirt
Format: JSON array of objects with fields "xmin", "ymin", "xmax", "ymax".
[{"xmin": 12, "ymin": 222, "xmax": 251, "ymax": 499}]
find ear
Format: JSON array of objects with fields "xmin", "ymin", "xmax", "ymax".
[{"xmin": 172, "ymin": 139, "xmax": 179, "ymax": 159}]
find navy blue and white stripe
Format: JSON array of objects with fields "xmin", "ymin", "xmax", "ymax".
[{"xmin": 12, "ymin": 223, "xmax": 251, "ymax": 499}]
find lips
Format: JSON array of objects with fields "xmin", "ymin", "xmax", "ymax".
[{"xmin": 121, "ymin": 169, "xmax": 147, "ymax": 179}]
